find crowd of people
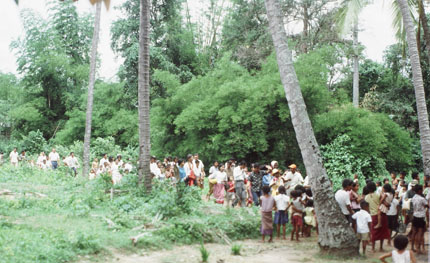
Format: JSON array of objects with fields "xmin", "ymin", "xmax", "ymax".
[
  {"xmin": 2, "ymin": 148, "xmax": 428, "ymax": 261},
  {"xmin": 150, "ymin": 155, "xmax": 317, "ymax": 243},
  {"xmin": 335, "ymin": 172, "xmax": 429, "ymax": 262},
  {"xmin": 0, "ymin": 148, "xmax": 133, "ymax": 184}
]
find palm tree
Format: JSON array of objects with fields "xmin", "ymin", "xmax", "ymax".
[
  {"xmin": 397, "ymin": 0, "xmax": 430, "ymax": 178},
  {"xmin": 138, "ymin": 0, "xmax": 151, "ymax": 191},
  {"xmin": 82, "ymin": 0, "xmax": 110, "ymax": 177},
  {"xmin": 337, "ymin": 0, "xmax": 371, "ymax": 107},
  {"xmin": 264, "ymin": 0, "xmax": 358, "ymax": 256}
]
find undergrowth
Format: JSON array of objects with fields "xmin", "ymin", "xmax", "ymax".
[{"xmin": 0, "ymin": 165, "xmax": 260, "ymax": 263}]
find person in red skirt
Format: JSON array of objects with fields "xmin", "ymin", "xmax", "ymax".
[{"xmin": 365, "ymin": 181, "xmax": 390, "ymax": 252}]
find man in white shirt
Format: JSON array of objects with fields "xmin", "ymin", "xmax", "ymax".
[
  {"xmin": 65, "ymin": 152, "xmax": 79, "ymax": 176},
  {"xmin": 9, "ymin": 148, "xmax": 19, "ymax": 167},
  {"xmin": 48, "ymin": 148, "xmax": 60, "ymax": 170},
  {"xmin": 192, "ymin": 154, "xmax": 205, "ymax": 175},
  {"xmin": 99, "ymin": 154, "xmax": 108, "ymax": 168},
  {"xmin": 335, "ymin": 178, "xmax": 354, "ymax": 223},
  {"xmin": 233, "ymin": 161, "xmax": 247, "ymax": 207},
  {"xmin": 283, "ymin": 164, "xmax": 304, "ymax": 195},
  {"xmin": 150, "ymin": 156, "xmax": 158, "ymax": 175}
]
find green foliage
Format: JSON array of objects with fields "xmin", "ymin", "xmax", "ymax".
[
  {"xmin": 321, "ymin": 134, "xmax": 371, "ymax": 191},
  {"xmin": 151, "ymin": 47, "xmax": 338, "ymax": 165},
  {"xmin": 315, "ymin": 105, "xmax": 413, "ymax": 175},
  {"xmin": 231, "ymin": 244, "xmax": 242, "ymax": 255},
  {"xmin": 200, "ymin": 243, "xmax": 210, "ymax": 263},
  {"xmin": 10, "ymin": 1, "xmax": 93, "ymax": 139},
  {"xmin": 21, "ymin": 130, "xmax": 48, "ymax": 153}
]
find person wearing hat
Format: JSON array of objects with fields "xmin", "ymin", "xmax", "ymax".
[
  {"xmin": 408, "ymin": 172, "xmax": 420, "ymax": 191},
  {"xmin": 269, "ymin": 169, "xmax": 283, "ymax": 196},
  {"xmin": 283, "ymin": 164, "xmax": 304, "ymax": 195},
  {"xmin": 402, "ymin": 179, "xmax": 418, "ymax": 226}
]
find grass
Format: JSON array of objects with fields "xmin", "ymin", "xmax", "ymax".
[
  {"xmin": 199, "ymin": 243, "xmax": 209, "ymax": 262},
  {"xmin": 0, "ymin": 165, "xmax": 261, "ymax": 263},
  {"xmin": 231, "ymin": 244, "xmax": 242, "ymax": 255}
]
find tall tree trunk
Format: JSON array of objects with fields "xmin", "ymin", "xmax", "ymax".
[
  {"xmin": 138, "ymin": 0, "xmax": 152, "ymax": 192},
  {"xmin": 398, "ymin": 0, "xmax": 430, "ymax": 178},
  {"xmin": 82, "ymin": 0, "xmax": 101, "ymax": 177},
  {"xmin": 352, "ymin": 21, "xmax": 359, "ymax": 107},
  {"xmin": 264, "ymin": 0, "xmax": 358, "ymax": 256},
  {"xmin": 418, "ymin": 0, "xmax": 430, "ymax": 65},
  {"xmin": 302, "ymin": 2, "xmax": 309, "ymax": 53}
]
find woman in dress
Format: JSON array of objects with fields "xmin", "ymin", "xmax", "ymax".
[
  {"xmin": 213, "ymin": 165, "xmax": 227, "ymax": 204},
  {"xmin": 365, "ymin": 181, "xmax": 390, "ymax": 252}
]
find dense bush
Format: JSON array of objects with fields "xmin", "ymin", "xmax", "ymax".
[{"xmin": 315, "ymin": 105, "xmax": 413, "ymax": 174}]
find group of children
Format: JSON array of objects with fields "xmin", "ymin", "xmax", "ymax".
[
  {"xmin": 259, "ymin": 184, "xmax": 317, "ymax": 243},
  {"xmin": 89, "ymin": 154, "xmax": 133, "ymax": 184}
]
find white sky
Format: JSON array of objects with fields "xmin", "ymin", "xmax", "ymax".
[{"xmin": 0, "ymin": 0, "xmax": 397, "ymax": 80}]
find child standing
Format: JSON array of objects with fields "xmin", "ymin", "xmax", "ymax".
[
  {"xmin": 387, "ymin": 190, "xmax": 400, "ymax": 246},
  {"xmin": 260, "ymin": 185, "xmax": 275, "ymax": 243},
  {"xmin": 304, "ymin": 200, "xmax": 316, "ymax": 237},
  {"xmin": 290, "ymin": 190, "xmax": 304, "ymax": 242},
  {"xmin": 352, "ymin": 201, "xmax": 372, "ymax": 255},
  {"xmin": 379, "ymin": 235, "xmax": 416, "ymax": 263},
  {"xmin": 274, "ymin": 186, "xmax": 290, "ymax": 240},
  {"xmin": 225, "ymin": 176, "xmax": 235, "ymax": 208}
]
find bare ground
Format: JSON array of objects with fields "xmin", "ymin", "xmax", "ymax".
[{"xmin": 77, "ymin": 236, "xmax": 430, "ymax": 263}]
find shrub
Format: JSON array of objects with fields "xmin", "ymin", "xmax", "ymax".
[
  {"xmin": 21, "ymin": 130, "xmax": 48, "ymax": 154},
  {"xmin": 315, "ymin": 105, "xmax": 413, "ymax": 175},
  {"xmin": 200, "ymin": 243, "xmax": 209, "ymax": 263},
  {"xmin": 231, "ymin": 244, "xmax": 242, "ymax": 255}
]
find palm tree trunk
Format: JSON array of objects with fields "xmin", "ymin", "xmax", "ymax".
[
  {"xmin": 398, "ymin": 0, "xmax": 430, "ymax": 178},
  {"xmin": 418, "ymin": 0, "xmax": 430, "ymax": 65},
  {"xmin": 264, "ymin": 0, "xmax": 358, "ymax": 256},
  {"xmin": 83, "ymin": 0, "xmax": 101, "ymax": 177},
  {"xmin": 352, "ymin": 21, "xmax": 359, "ymax": 107},
  {"xmin": 138, "ymin": 0, "xmax": 152, "ymax": 192}
]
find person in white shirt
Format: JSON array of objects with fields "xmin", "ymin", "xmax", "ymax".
[
  {"xmin": 207, "ymin": 161, "xmax": 220, "ymax": 200},
  {"xmin": 352, "ymin": 201, "xmax": 372, "ymax": 255},
  {"xmin": 48, "ymin": 148, "xmax": 60, "ymax": 170},
  {"xmin": 233, "ymin": 161, "xmax": 247, "ymax": 207},
  {"xmin": 193, "ymin": 158, "xmax": 204, "ymax": 188},
  {"xmin": 99, "ymin": 154, "xmax": 108, "ymax": 168},
  {"xmin": 192, "ymin": 153, "xmax": 205, "ymax": 171},
  {"xmin": 387, "ymin": 191, "xmax": 400, "ymax": 246},
  {"xmin": 212, "ymin": 165, "xmax": 228, "ymax": 204},
  {"xmin": 183, "ymin": 154, "xmax": 195, "ymax": 185},
  {"xmin": 150, "ymin": 156, "xmax": 158, "ymax": 176},
  {"xmin": 40, "ymin": 159, "xmax": 48, "ymax": 170},
  {"xmin": 283, "ymin": 164, "xmax": 304, "ymax": 195},
  {"xmin": 124, "ymin": 162, "xmax": 132, "ymax": 174},
  {"xmin": 335, "ymin": 179, "xmax": 354, "ymax": 223},
  {"xmin": 111, "ymin": 158, "xmax": 122, "ymax": 185},
  {"xmin": 410, "ymin": 185, "xmax": 428, "ymax": 254},
  {"xmin": 9, "ymin": 148, "xmax": 19, "ymax": 167},
  {"xmin": 36, "ymin": 152, "xmax": 47, "ymax": 168},
  {"xmin": 89, "ymin": 169, "xmax": 97, "ymax": 180},
  {"xmin": 117, "ymin": 155, "xmax": 124, "ymax": 167},
  {"xmin": 65, "ymin": 152, "xmax": 79, "ymax": 176},
  {"xmin": 274, "ymin": 185, "xmax": 290, "ymax": 240}
]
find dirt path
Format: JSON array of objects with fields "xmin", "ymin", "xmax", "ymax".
[
  {"xmin": 82, "ymin": 239, "xmax": 314, "ymax": 263},
  {"xmin": 78, "ymin": 237, "xmax": 430, "ymax": 263}
]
